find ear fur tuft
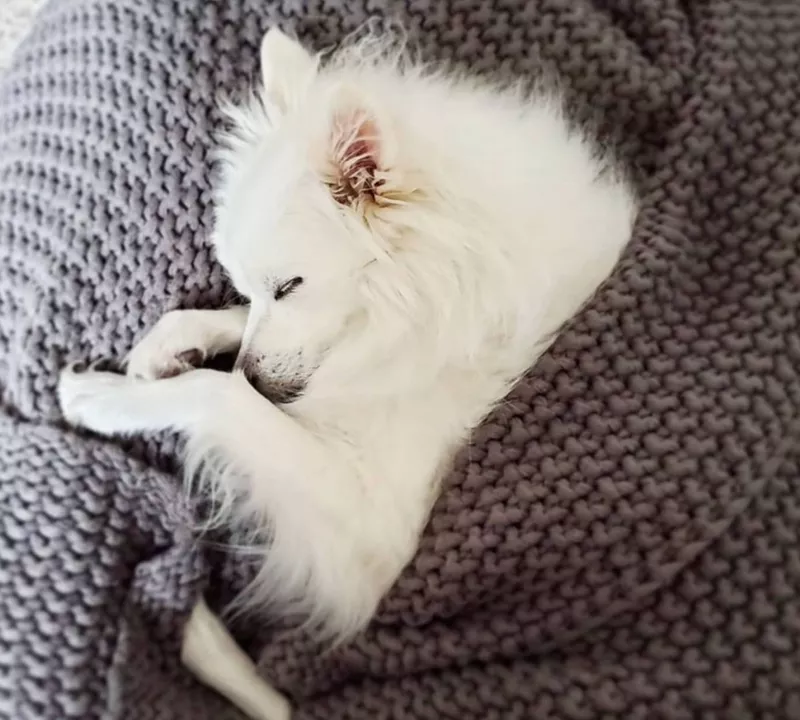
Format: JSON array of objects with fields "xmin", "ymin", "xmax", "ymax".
[{"xmin": 328, "ymin": 109, "xmax": 385, "ymax": 209}]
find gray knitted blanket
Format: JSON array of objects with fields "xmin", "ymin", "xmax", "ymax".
[{"xmin": 2, "ymin": 1, "xmax": 799, "ymax": 718}]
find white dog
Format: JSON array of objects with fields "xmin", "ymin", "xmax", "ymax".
[{"xmin": 57, "ymin": 28, "xmax": 636, "ymax": 720}]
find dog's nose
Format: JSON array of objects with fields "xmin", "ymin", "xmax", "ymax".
[
  {"xmin": 233, "ymin": 353, "xmax": 305, "ymax": 404},
  {"xmin": 242, "ymin": 365, "xmax": 261, "ymax": 389},
  {"xmin": 234, "ymin": 352, "xmax": 258, "ymax": 383}
]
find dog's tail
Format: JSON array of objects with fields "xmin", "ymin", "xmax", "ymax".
[{"xmin": 181, "ymin": 599, "xmax": 291, "ymax": 720}]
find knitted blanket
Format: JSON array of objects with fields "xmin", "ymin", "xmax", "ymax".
[{"xmin": 2, "ymin": 1, "xmax": 799, "ymax": 718}]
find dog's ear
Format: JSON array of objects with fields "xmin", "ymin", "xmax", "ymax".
[
  {"xmin": 325, "ymin": 92, "xmax": 392, "ymax": 211},
  {"xmin": 259, "ymin": 28, "xmax": 316, "ymax": 113}
]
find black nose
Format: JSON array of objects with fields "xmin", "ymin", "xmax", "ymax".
[
  {"xmin": 243, "ymin": 365, "xmax": 261, "ymax": 389},
  {"xmin": 235, "ymin": 354, "xmax": 260, "ymax": 385},
  {"xmin": 235, "ymin": 357, "xmax": 306, "ymax": 404}
]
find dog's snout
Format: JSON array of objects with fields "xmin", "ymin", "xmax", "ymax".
[{"xmin": 234, "ymin": 352, "xmax": 306, "ymax": 405}]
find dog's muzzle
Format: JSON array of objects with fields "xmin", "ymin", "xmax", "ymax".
[{"xmin": 236, "ymin": 356, "xmax": 307, "ymax": 405}]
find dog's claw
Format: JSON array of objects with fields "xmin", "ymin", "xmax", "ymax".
[
  {"xmin": 176, "ymin": 348, "xmax": 204, "ymax": 367},
  {"xmin": 64, "ymin": 360, "xmax": 87, "ymax": 374},
  {"xmin": 80, "ymin": 357, "xmax": 121, "ymax": 374},
  {"xmin": 159, "ymin": 363, "xmax": 187, "ymax": 379},
  {"xmin": 127, "ymin": 333, "xmax": 206, "ymax": 380}
]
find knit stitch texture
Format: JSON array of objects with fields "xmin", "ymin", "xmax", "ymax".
[{"xmin": 1, "ymin": 1, "xmax": 799, "ymax": 719}]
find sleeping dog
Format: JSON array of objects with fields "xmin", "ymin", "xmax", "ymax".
[{"xmin": 58, "ymin": 28, "xmax": 635, "ymax": 720}]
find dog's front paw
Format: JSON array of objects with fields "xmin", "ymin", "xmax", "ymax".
[
  {"xmin": 126, "ymin": 311, "xmax": 205, "ymax": 380},
  {"xmin": 58, "ymin": 364, "xmax": 130, "ymax": 430}
]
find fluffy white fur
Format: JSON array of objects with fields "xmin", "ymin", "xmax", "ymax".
[{"xmin": 58, "ymin": 28, "xmax": 636, "ymax": 720}]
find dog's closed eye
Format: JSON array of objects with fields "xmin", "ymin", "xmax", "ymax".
[{"xmin": 274, "ymin": 276, "xmax": 304, "ymax": 301}]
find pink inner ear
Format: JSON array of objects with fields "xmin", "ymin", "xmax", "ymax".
[
  {"xmin": 330, "ymin": 112, "xmax": 383, "ymax": 207},
  {"xmin": 338, "ymin": 114, "xmax": 379, "ymax": 163}
]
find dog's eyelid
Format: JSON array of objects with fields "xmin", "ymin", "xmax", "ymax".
[{"xmin": 274, "ymin": 276, "xmax": 304, "ymax": 301}]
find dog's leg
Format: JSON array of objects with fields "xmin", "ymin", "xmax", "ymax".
[
  {"xmin": 58, "ymin": 366, "xmax": 340, "ymax": 489},
  {"xmin": 57, "ymin": 368, "xmax": 324, "ymax": 720},
  {"xmin": 58, "ymin": 367, "xmax": 231, "ymax": 436},
  {"xmin": 57, "ymin": 367, "xmax": 372, "ymax": 720},
  {"xmin": 182, "ymin": 599, "xmax": 291, "ymax": 720},
  {"xmin": 127, "ymin": 306, "xmax": 249, "ymax": 379}
]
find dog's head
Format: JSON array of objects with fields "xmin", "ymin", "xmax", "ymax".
[{"xmin": 213, "ymin": 29, "xmax": 430, "ymax": 402}]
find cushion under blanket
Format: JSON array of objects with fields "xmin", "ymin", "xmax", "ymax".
[{"xmin": 2, "ymin": 1, "xmax": 800, "ymax": 718}]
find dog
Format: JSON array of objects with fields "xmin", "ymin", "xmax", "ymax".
[{"xmin": 57, "ymin": 27, "xmax": 636, "ymax": 720}]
